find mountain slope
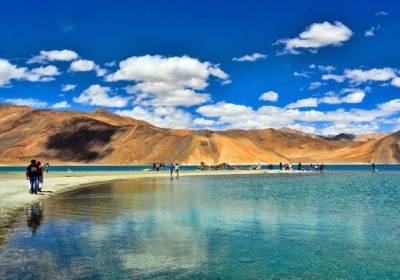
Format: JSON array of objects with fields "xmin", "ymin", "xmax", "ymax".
[{"xmin": 0, "ymin": 104, "xmax": 398, "ymax": 164}]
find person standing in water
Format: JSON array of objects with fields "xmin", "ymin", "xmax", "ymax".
[
  {"xmin": 26, "ymin": 159, "xmax": 39, "ymax": 194},
  {"xmin": 175, "ymin": 163, "xmax": 180, "ymax": 177},
  {"xmin": 372, "ymin": 162, "xmax": 375, "ymax": 171},
  {"xmin": 170, "ymin": 163, "xmax": 174, "ymax": 177}
]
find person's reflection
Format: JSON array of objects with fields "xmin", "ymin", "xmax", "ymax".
[{"xmin": 27, "ymin": 201, "xmax": 44, "ymax": 235}]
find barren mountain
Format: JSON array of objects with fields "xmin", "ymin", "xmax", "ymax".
[{"xmin": 0, "ymin": 103, "xmax": 398, "ymax": 164}]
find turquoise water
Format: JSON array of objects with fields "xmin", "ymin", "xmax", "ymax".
[
  {"xmin": 1, "ymin": 172, "xmax": 400, "ymax": 279},
  {"xmin": 1, "ymin": 164, "xmax": 400, "ymax": 172}
]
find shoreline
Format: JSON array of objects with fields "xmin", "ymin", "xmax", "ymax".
[{"xmin": 0, "ymin": 169, "xmax": 310, "ymax": 251}]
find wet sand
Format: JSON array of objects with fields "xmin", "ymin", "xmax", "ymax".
[{"xmin": 0, "ymin": 169, "xmax": 309, "ymax": 250}]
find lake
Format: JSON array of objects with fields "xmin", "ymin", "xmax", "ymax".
[{"xmin": 1, "ymin": 171, "xmax": 400, "ymax": 279}]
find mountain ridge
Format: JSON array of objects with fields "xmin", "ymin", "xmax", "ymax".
[{"xmin": 0, "ymin": 104, "xmax": 398, "ymax": 164}]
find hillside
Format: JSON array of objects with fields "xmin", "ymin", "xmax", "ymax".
[{"xmin": 0, "ymin": 104, "xmax": 398, "ymax": 164}]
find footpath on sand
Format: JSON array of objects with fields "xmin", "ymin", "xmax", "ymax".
[{"xmin": 0, "ymin": 169, "xmax": 311, "ymax": 250}]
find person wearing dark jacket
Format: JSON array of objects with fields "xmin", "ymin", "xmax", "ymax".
[{"xmin": 26, "ymin": 159, "xmax": 39, "ymax": 194}]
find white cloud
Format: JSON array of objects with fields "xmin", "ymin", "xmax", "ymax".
[
  {"xmin": 321, "ymin": 123, "xmax": 379, "ymax": 135},
  {"xmin": 344, "ymin": 68, "xmax": 396, "ymax": 84},
  {"xmin": 27, "ymin": 49, "xmax": 78, "ymax": 64},
  {"xmin": 0, "ymin": 59, "xmax": 27, "ymax": 87},
  {"xmin": 105, "ymin": 61, "xmax": 116, "ymax": 67},
  {"xmin": 193, "ymin": 118, "xmax": 216, "ymax": 126},
  {"xmin": 61, "ymin": 84, "xmax": 77, "ymax": 91},
  {"xmin": 106, "ymin": 55, "xmax": 229, "ymax": 107},
  {"xmin": 288, "ymin": 123, "xmax": 317, "ymax": 134},
  {"xmin": 286, "ymin": 98, "xmax": 318, "ymax": 109},
  {"xmin": 196, "ymin": 102, "xmax": 253, "ymax": 117},
  {"xmin": 115, "ymin": 106, "xmax": 193, "ymax": 129},
  {"xmin": 319, "ymin": 95, "xmax": 341, "ymax": 104},
  {"xmin": 259, "ymin": 91, "xmax": 278, "ymax": 102},
  {"xmin": 0, "ymin": 58, "xmax": 60, "ymax": 87},
  {"xmin": 318, "ymin": 65, "xmax": 335, "ymax": 72},
  {"xmin": 391, "ymin": 77, "xmax": 400, "ymax": 87},
  {"xmin": 375, "ymin": 11, "xmax": 388, "ymax": 16},
  {"xmin": 294, "ymin": 71, "xmax": 310, "ymax": 78},
  {"xmin": 309, "ymin": 81, "xmax": 325, "ymax": 89},
  {"xmin": 322, "ymin": 74, "xmax": 345, "ymax": 83},
  {"xmin": 30, "ymin": 65, "xmax": 61, "ymax": 76},
  {"xmin": 52, "ymin": 101, "xmax": 71, "ymax": 109},
  {"xmin": 232, "ymin": 53, "xmax": 267, "ymax": 62},
  {"xmin": 341, "ymin": 91, "xmax": 365, "ymax": 103},
  {"xmin": 365, "ymin": 27, "xmax": 375, "ymax": 37},
  {"xmin": 69, "ymin": 59, "xmax": 107, "ymax": 77},
  {"xmin": 73, "ymin": 84, "xmax": 131, "ymax": 107},
  {"xmin": 276, "ymin": 21, "xmax": 353, "ymax": 55},
  {"xmin": 309, "ymin": 64, "xmax": 316, "ymax": 69},
  {"xmin": 69, "ymin": 59, "xmax": 96, "ymax": 71},
  {"xmin": 4, "ymin": 98, "xmax": 47, "ymax": 108}
]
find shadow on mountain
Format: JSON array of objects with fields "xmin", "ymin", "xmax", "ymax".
[{"xmin": 46, "ymin": 118, "xmax": 118, "ymax": 162}]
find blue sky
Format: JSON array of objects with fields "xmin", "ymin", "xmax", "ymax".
[{"xmin": 1, "ymin": 0, "xmax": 400, "ymax": 135}]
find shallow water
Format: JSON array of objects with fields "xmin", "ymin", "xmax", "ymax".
[{"xmin": 1, "ymin": 172, "xmax": 400, "ymax": 279}]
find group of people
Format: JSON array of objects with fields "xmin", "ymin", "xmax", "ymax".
[
  {"xmin": 279, "ymin": 162, "xmax": 325, "ymax": 172},
  {"xmin": 153, "ymin": 162, "xmax": 180, "ymax": 177},
  {"xmin": 26, "ymin": 160, "xmax": 49, "ymax": 194}
]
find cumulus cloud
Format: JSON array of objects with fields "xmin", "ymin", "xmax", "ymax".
[
  {"xmin": 276, "ymin": 21, "xmax": 353, "ymax": 55},
  {"xmin": 61, "ymin": 84, "xmax": 77, "ymax": 91},
  {"xmin": 259, "ymin": 91, "xmax": 278, "ymax": 102},
  {"xmin": 27, "ymin": 49, "xmax": 78, "ymax": 64},
  {"xmin": 73, "ymin": 84, "xmax": 131, "ymax": 107},
  {"xmin": 322, "ymin": 74, "xmax": 345, "ymax": 83},
  {"xmin": 232, "ymin": 53, "xmax": 267, "ymax": 62},
  {"xmin": 321, "ymin": 123, "xmax": 379, "ymax": 135},
  {"xmin": 194, "ymin": 100, "xmax": 395, "ymax": 133},
  {"xmin": 286, "ymin": 98, "xmax": 319, "ymax": 109},
  {"xmin": 193, "ymin": 118, "xmax": 216, "ymax": 126},
  {"xmin": 69, "ymin": 59, "xmax": 107, "ymax": 77},
  {"xmin": 115, "ymin": 106, "xmax": 193, "ymax": 129},
  {"xmin": 4, "ymin": 98, "xmax": 47, "ymax": 108},
  {"xmin": 344, "ymin": 68, "xmax": 397, "ymax": 84},
  {"xmin": 52, "ymin": 101, "xmax": 71, "ymax": 108},
  {"xmin": 106, "ymin": 55, "xmax": 229, "ymax": 107},
  {"xmin": 0, "ymin": 58, "xmax": 60, "ymax": 87},
  {"xmin": 391, "ymin": 77, "xmax": 400, "ymax": 87}
]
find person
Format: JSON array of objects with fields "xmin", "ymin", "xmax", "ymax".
[
  {"xmin": 26, "ymin": 159, "xmax": 39, "ymax": 194},
  {"xmin": 175, "ymin": 163, "xmax": 180, "ymax": 177},
  {"xmin": 170, "ymin": 163, "xmax": 174, "ymax": 177},
  {"xmin": 372, "ymin": 162, "xmax": 375, "ymax": 171},
  {"xmin": 162, "ymin": 163, "xmax": 166, "ymax": 171},
  {"xmin": 45, "ymin": 163, "xmax": 50, "ymax": 173},
  {"xmin": 298, "ymin": 162, "xmax": 302, "ymax": 171},
  {"xmin": 279, "ymin": 162, "xmax": 283, "ymax": 171},
  {"xmin": 153, "ymin": 163, "xmax": 156, "ymax": 171},
  {"xmin": 156, "ymin": 162, "xmax": 160, "ymax": 171},
  {"xmin": 37, "ymin": 161, "xmax": 44, "ymax": 192}
]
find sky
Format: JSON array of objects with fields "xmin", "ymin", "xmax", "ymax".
[{"xmin": 1, "ymin": 0, "xmax": 400, "ymax": 135}]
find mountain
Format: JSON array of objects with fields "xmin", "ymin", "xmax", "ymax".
[{"xmin": 0, "ymin": 103, "xmax": 398, "ymax": 164}]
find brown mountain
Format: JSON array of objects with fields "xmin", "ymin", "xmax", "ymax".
[{"xmin": 0, "ymin": 103, "xmax": 397, "ymax": 164}]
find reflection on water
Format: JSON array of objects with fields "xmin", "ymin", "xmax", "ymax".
[
  {"xmin": 1, "ymin": 173, "xmax": 400, "ymax": 279},
  {"xmin": 27, "ymin": 201, "xmax": 44, "ymax": 235}
]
